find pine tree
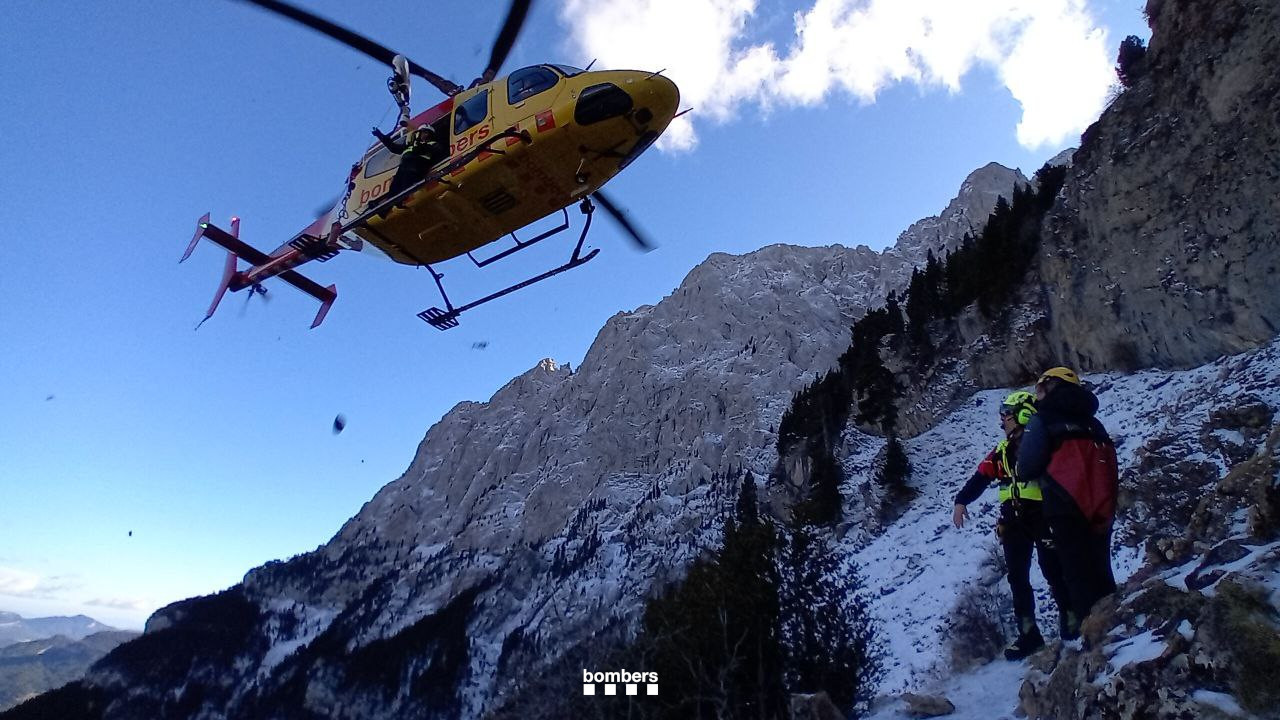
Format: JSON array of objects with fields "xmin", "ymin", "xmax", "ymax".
[
  {"xmin": 904, "ymin": 267, "xmax": 932, "ymax": 350},
  {"xmin": 883, "ymin": 292, "xmax": 904, "ymax": 336},
  {"xmin": 876, "ymin": 436, "xmax": 914, "ymax": 518},
  {"xmin": 794, "ymin": 442, "xmax": 843, "ymax": 526},
  {"xmin": 1116, "ymin": 35, "xmax": 1147, "ymax": 87},
  {"xmin": 778, "ymin": 521, "xmax": 882, "ymax": 714},
  {"xmin": 639, "ymin": 478, "xmax": 786, "ymax": 719},
  {"xmin": 736, "ymin": 471, "xmax": 760, "ymax": 528}
]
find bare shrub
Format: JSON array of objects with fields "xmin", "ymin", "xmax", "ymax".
[{"xmin": 945, "ymin": 542, "xmax": 1014, "ymax": 671}]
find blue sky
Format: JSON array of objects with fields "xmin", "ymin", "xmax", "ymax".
[{"xmin": 0, "ymin": 1, "xmax": 1148, "ymax": 629}]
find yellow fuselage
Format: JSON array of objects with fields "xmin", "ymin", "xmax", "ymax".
[{"xmin": 344, "ymin": 66, "xmax": 680, "ymax": 265}]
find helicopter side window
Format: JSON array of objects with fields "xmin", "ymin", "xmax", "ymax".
[
  {"xmin": 364, "ymin": 146, "xmax": 399, "ymax": 178},
  {"xmin": 453, "ymin": 90, "xmax": 490, "ymax": 136},
  {"xmin": 507, "ymin": 66, "xmax": 558, "ymax": 104}
]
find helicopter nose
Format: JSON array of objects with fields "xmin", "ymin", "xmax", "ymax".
[
  {"xmin": 623, "ymin": 71, "xmax": 680, "ymax": 129},
  {"xmin": 573, "ymin": 71, "xmax": 681, "ymax": 130},
  {"xmin": 619, "ymin": 74, "xmax": 679, "ymax": 169}
]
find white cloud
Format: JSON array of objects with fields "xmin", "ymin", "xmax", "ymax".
[
  {"xmin": 85, "ymin": 596, "xmax": 153, "ymax": 612},
  {"xmin": 0, "ymin": 567, "xmax": 41, "ymax": 595},
  {"xmin": 0, "ymin": 566, "xmax": 78, "ymax": 599},
  {"xmin": 558, "ymin": 0, "xmax": 1115, "ymax": 150}
]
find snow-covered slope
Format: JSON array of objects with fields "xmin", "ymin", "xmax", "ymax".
[{"xmin": 852, "ymin": 338, "xmax": 1280, "ymax": 718}]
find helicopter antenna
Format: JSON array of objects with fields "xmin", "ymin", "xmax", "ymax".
[{"xmin": 584, "ymin": 59, "xmax": 597, "ymax": 71}]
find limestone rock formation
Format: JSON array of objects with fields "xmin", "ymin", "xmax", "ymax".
[{"xmin": 1037, "ymin": 0, "xmax": 1280, "ymax": 372}]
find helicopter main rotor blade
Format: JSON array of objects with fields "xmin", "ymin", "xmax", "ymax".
[
  {"xmin": 592, "ymin": 191, "xmax": 655, "ymax": 252},
  {"xmin": 478, "ymin": 0, "xmax": 534, "ymax": 84},
  {"xmin": 234, "ymin": 0, "xmax": 462, "ymax": 96},
  {"xmin": 313, "ymin": 194, "xmax": 341, "ymax": 219}
]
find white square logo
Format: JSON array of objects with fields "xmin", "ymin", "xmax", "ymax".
[
  {"xmin": 647, "ymin": 683, "xmax": 659, "ymax": 696},
  {"xmin": 626, "ymin": 684, "xmax": 638, "ymax": 696},
  {"xmin": 604, "ymin": 684, "xmax": 617, "ymax": 696},
  {"xmin": 583, "ymin": 684, "xmax": 595, "ymax": 696}
]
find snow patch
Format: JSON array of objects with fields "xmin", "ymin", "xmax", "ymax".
[{"xmin": 1192, "ymin": 689, "xmax": 1246, "ymax": 716}]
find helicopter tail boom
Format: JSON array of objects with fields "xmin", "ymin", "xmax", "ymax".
[{"xmin": 184, "ymin": 214, "xmax": 338, "ymax": 329}]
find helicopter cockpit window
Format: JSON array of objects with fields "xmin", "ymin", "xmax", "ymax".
[
  {"xmin": 453, "ymin": 89, "xmax": 490, "ymax": 136},
  {"xmin": 507, "ymin": 66, "xmax": 558, "ymax": 104},
  {"xmin": 550, "ymin": 64, "xmax": 585, "ymax": 77}
]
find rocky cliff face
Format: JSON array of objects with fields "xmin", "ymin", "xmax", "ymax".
[
  {"xmin": 875, "ymin": 0, "xmax": 1280, "ymax": 437},
  {"xmin": 1036, "ymin": 0, "xmax": 1280, "ymax": 372},
  {"xmin": 889, "ymin": 162, "xmax": 1030, "ymax": 272}
]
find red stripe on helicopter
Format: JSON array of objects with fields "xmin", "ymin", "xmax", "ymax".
[{"xmin": 535, "ymin": 110, "xmax": 555, "ymax": 131}]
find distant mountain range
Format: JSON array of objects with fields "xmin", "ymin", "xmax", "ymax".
[
  {"xmin": 0, "ymin": 613, "xmax": 114, "ymax": 646},
  {"xmin": 0, "ymin": 613, "xmax": 137, "ymax": 711}
]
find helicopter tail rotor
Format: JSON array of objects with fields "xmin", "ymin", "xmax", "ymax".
[
  {"xmin": 185, "ymin": 214, "xmax": 338, "ymax": 329},
  {"xmin": 238, "ymin": 283, "xmax": 271, "ymax": 317}
]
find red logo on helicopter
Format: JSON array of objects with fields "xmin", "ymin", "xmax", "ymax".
[{"xmin": 451, "ymin": 124, "xmax": 493, "ymax": 156}]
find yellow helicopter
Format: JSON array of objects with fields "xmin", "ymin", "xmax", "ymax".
[{"xmin": 182, "ymin": 0, "xmax": 681, "ymax": 330}]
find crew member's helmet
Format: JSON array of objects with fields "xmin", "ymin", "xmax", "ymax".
[
  {"xmin": 1037, "ymin": 366, "xmax": 1080, "ymax": 386},
  {"xmin": 1000, "ymin": 390, "xmax": 1037, "ymax": 426}
]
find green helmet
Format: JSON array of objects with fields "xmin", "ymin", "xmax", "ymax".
[{"xmin": 1000, "ymin": 390, "xmax": 1037, "ymax": 426}]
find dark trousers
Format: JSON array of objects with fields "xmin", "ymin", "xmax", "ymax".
[
  {"xmin": 1046, "ymin": 511, "xmax": 1117, "ymax": 631},
  {"xmin": 999, "ymin": 501, "xmax": 1069, "ymax": 636},
  {"xmin": 388, "ymin": 156, "xmax": 431, "ymax": 199}
]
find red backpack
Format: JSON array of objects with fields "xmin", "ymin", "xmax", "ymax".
[{"xmin": 1047, "ymin": 431, "xmax": 1119, "ymax": 532}]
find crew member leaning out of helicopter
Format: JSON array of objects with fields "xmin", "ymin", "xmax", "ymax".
[
  {"xmin": 371, "ymin": 123, "xmax": 447, "ymax": 203},
  {"xmin": 952, "ymin": 391, "xmax": 1072, "ymax": 660}
]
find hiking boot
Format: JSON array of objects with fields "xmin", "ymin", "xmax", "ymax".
[
  {"xmin": 1059, "ymin": 610, "xmax": 1081, "ymax": 641},
  {"xmin": 1004, "ymin": 629, "xmax": 1045, "ymax": 661}
]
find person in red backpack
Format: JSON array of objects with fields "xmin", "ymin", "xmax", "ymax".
[
  {"xmin": 953, "ymin": 391, "xmax": 1070, "ymax": 660},
  {"xmin": 1016, "ymin": 367, "xmax": 1119, "ymax": 641}
]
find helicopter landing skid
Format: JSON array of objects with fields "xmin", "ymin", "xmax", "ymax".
[{"xmin": 418, "ymin": 198, "xmax": 600, "ymax": 330}]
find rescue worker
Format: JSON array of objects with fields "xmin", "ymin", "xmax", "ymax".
[
  {"xmin": 371, "ymin": 123, "xmax": 446, "ymax": 203},
  {"xmin": 954, "ymin": 391, "xmax": 1070, "ymax": 660},
  {"xmin": 1016, "ymin": 367, "xmax": 1119, "ymax": 642}
]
